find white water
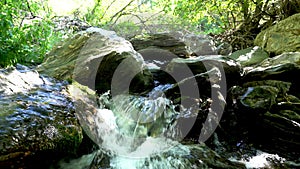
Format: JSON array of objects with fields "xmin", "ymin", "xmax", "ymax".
[
  {"xmin": 231, "ymin": 150, "xmax": 285, "ymax": 169},
  {"xmin": 68, "ymin": 82, "xmax": 193, "ymax": 168},
  {"xmin": 66, "ymin": 83, "xmax": 190, "ymax": 169},
  {"xmin": 94, "ymin": 84, "xmax": 181, "ymax": 159},
  {"xmin": 66, "ymin": 83, "xmax": 285, "ymax": 168}
]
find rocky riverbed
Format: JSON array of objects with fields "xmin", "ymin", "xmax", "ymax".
[{"xmin": 1, "ymin": 13, "xmax": 300, "ymax": 169}]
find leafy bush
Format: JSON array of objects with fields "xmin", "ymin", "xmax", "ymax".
[{"xmin": 0, "ymin": 0, "xmax": 62, "ymax": 68}]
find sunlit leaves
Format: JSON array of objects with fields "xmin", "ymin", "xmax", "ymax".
[
  {"xmin": 0, "ymin": 0, "xmax": 62, "ymax": 67},
  {"xmin": 161, "ymin": 0, "xmax": 267, "ymax": 34}
]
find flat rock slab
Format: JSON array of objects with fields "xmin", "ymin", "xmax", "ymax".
[{"xmin": 0, "ymin": 65, "xmax": 82, "ymax": 168}]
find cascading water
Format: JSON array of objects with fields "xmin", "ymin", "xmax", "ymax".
[
  {"xmin": 92, "ymin": 84, "xmax": 188, "ymax": 167},
  {"xmin": 67, "ymin": 82, "xmax": 207, "ymax": 169}
]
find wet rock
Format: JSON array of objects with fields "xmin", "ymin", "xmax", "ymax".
[
  {"xmin": 130, "ymin": 32, "xmax": 189, "ymax": 58},
  {"xmin": 89, "ymin": 143, "xmax": 246, "ymax": 169},
  {"xmin": 38, "ymin": 27, "xmax": 153, "ymax": 95},
  {"xmin": 183, "ymin": 33, "xmax": 217, "ymax": 56},
  {"xmin": 166, "ymin": 55, "xmax": 241, "ymax": 90},
  {"xmin": 138, "ymin": 47, "xmax": 179, "ymax": 85},
  {"xmin": 228, "ymin": 46, "xmax": 269, "ymax": 67},
  {"xmin": 224, "ymin": 80, "xmax": 300, "ymax": 160},
  {"xmin": 255, "ymin": 52, "xmax": 300, "ymax": 67},
  {"xmin": 260, "ymin": 108, "xmax": 300, "ymax": 159},
  {"xmin": 0, "ymin": 65, "xmax": 83, "ymax": 168},
  {"xmin": 254, "ymin": 13, "xmax": 300, "ymax": 56},
  {"xmin": 234, "ymin": 85, "xmax": 279, "ymax": 111},
  {"xmin": 0, "ymin": 64, "xmax": 44, "ymax": 95},
  {"xmin": 70, "ymin": 79, "xmax": 233, "ymax": 167},
  {"xmin": 223, "ymin": 80, "xmax": 291, "ymax": 136},
  {"xmin": 153, "ymin": 55, "xmax": 238, "ymax": 143},
  {"xmin": 69, "ymin": 82, "xmax": 179, "ymax": 148},
  {"xmin": 138, "ymin": 47, "xmax": 177, "ymax": 69},
  {"xmin": 130, "ymin": 32, "xmax": 217, "ymax": 58},
  {"xmin": 68, "ymin": 82, "xmax": 100, "ymax": 147},
  {"xmin": 131, "ymin": 33, "xmax": 219, "ymax": 87},
  {"xmin": 227, "ymin": 80, "xmax": 292, "ymax": 122},
  {"xmin": 244, "ymin": 52, "xmax": 300, "ymax": 97},
  {"xmin": 242, "ymin": 80, "xmax": 291, "ymax": 96}
]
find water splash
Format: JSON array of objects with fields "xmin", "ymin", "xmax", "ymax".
[
  {"xmin": 94, "ymin": 84, "xmax": 181, "ymax": 158},
  {"xmin": 70, "ymin": 81, "xmax": 246, "ymax": 169}
]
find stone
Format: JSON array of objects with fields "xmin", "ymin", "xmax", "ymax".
[
  {"xmin": 131, "ymin": 33, "xmax": 219, "ymax": 86},
  {"xmin": 254, "ymin": 13, "xmax": 300, "ymax": 56},
  {"xmin": 166, "ymin": 55, "xmax": 241, "ymax": 90},
  {"xmin": 228, "ymin": 46, "xmax": 269, "ymax": 67},
  {"xmin": 89, "ymin": 143, "xmax": 246, "ymax": 169},
  {"xmin": 0, "ymin": 64, "xmax": 43, "ymax": 95},
  {"xmin": 130, "ymin": 32, "xmax": 189, "ymax": 58},
  {"xmin": 216, "ymin": 42, "xmax": 232, "ymax": 56},
  {"xmin": 0, "ymin": 65, "xmax": 83, "ymax": 168},
  {"xmin": 260, "ymin": 108, "xmax": 300, "ymax": 158},
  {"xmin": 138, "ymin": 47, "xmax": 180, "ymax": 85},
  {"xmin": 244, "ymin": 52, "xmax": 300, "ymax": 80},
  {"xmin": 228, "ymin": 80, "xmax": 291, "ymax": 112},
  {"xmin": 38, "ymin": 27, "xmax": 153, "ymax": 95},
  {"xmin": 240, "ymin": 86, "xmax": 279, "ymax": 110},
  {"xmin": 183, "ymin": 33, "xmax": 217, "ymax": 56},
  {"xmin": 225, "ymin": 79, "xmax": 300, "ymax": 160},
  {"xmin": 242, "ymin": 80, "xmax": 291, "ymax": 96},
  {"xmin": 244, "ymin": 52, "xmax": 300, "ymax": 96},
  {"xmin": 68, "ymin": 82, "xmax": 101, "ymax": 146},
  {"xmin": 258, "ymin": 52, "xmax": 300, "ymax": 67},
  {"xmin": 130, "ymin": 32, "xmax": 217, "ymax": 58}
]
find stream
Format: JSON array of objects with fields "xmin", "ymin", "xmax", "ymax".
[
  {"xmin": 54, "ymin": 77, "xmax": 291, "ymax": 169},
  {"xmin": 1, "ymin": 25, "xmax": 300, "ymax": 168},
  {"xmin": 67, "ymin": 83, "xmax": 200, "ymax": 168}
]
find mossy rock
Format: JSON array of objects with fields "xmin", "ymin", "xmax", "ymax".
[
  {"xmin": 244, "ymin": 52, "xmax": 300, "ymax": 86},
  {"xmin": 254, "ymin": 13, "xmax": 300, "ymax": 56},
  {"xmin": 38, "ymin": 27, "xmax": 153, "ymax": 94},
  {"xmin": 229, "ymin": 46, "xmax": 269, "ymax": 67},
  {"xmin": 0, "ymin": 65, "xmax": 83, "ymax": 168}
]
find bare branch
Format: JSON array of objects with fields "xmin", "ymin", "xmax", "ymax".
[
  {"xmin": 25, "ymin": 0, "xmax": 35, "ymax": 18},
  {"xmin": 109, "ymin": 0, "xmax": 135, "ymax": 23},
  {"xmin": 99, "ymin": 0, "xmax": 117, "ymax": 21}
]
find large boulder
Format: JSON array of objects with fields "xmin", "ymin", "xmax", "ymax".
[
  {"xmin": 130, "ymin": 32, "xmax": 189, "ymax": 58},
  {"xmin": 0, "ymin": 65, "xmax": 83, "ymax": 168},
  {"xmin": 38, "ymin": 27, "xmax": 153, "ymax": 95},
  {"xmin": 166, "ymin": 55, "xmax": 241, "ymax": 90},
  {"xmin": 183, "ymin": 33, "xmax": 218, "ymax": 56},
  {"xmin": 228, "ymin": 46, "xmax": 269, "ymax": 67},
  {"xmin": 225, "ymin": 79, "xmax": 300, "ymax": 160},
  {"xmin": 130, "ymin": 32, "xmax": 217, "ymax": 58},
  {"xmin": 254, "ymin": 13, "xmax": 300, "ymax": 56},
  {"xmin": 130, "ymin": 32, "xmax": 219, "ymax": 89},
  {"xmin": 244, "ymin": 52, "xmax": 300, "ymax": 97}
]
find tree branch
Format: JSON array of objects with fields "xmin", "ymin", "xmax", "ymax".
[
  {"xmin": 90, "ymin": 0, "xmax": 101, "ymax": 17},
  {"xmin": 99, "ymin": 0, "xmax": 117, "ymax": 21},
  {"xmin": 109, "ymin": 0, "xmax": 135, "ymax": 23},
  {"xmin": 25, "ymin": 0, "xmax": 35, "ymax": 18}
]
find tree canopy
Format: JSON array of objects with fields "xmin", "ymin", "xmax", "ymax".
[{"xmin": 0, "ymin": 0, "xmax": 299, "ymax": 67}]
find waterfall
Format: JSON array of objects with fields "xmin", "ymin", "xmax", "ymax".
[{"xmin": 94, "ymin": 84, "xmax": 181, "ymax": 158}]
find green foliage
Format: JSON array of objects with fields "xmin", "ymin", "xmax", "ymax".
[
  {"xmin": 163, "ymin": 0, "xmax": 300, "ymax": 34},
  {"xmin": 0, "ymin": 0, "xmax": 62, "ymax": 68},
  {"xmin": 1, "ymin": 0, "xmax": 298, "ymax": 68},
  {"xmin": 160, "ymin": 0, "xmax": 240, "ymax": 34}
]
